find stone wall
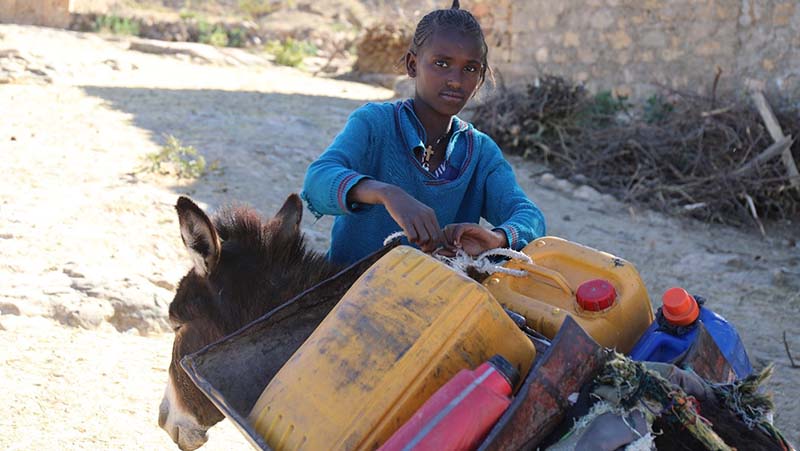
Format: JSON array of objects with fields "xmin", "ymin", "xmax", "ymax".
[
  {"xmin": 468, "ymin": 0, "xmax": 800, "ymax": 99},
  {"xmin": 0, "ymin": 0, "xmax": 73, "ymax": 28}
]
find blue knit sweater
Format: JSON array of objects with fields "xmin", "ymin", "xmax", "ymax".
[{"xmin": 301, "ymin": 99, "xmax": 546, "ymax": 265}]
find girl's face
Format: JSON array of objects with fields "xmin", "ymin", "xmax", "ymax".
[{"xmin": 407, "ymin": 29, "xmax": 484, "ymax": 117}]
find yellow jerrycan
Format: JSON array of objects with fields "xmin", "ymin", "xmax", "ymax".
[
  {"xmin": 484, "ymin": 236, "xmax": 653, "ymax": 353},
  {"xmin": 248, "ymin": 246, "xmax": 536, "ymax": 451}
]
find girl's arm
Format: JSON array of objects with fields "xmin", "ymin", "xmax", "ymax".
[
  {"xmin": 347, "ymin": 180, "xmax": 444, "ymax": 253},
  {"xmin": 301, "ymin": 105, "xmax": 444, "ymax": 252},
  {"xmin": 482, "ymin": 156, "xmax": 546, "ymax": 251},
  {"xmin": 301, "ymin": 110, "xmax": 374, "ymax": 218}
]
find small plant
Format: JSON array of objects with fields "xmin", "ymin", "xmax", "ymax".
[
  {"xmin": 643, "ymin": 94, "xmax": 674, "ymax": 124},
  {"xmin": 179, "ymin": 9, "xmax": 196, "ymax": 20},
  {"xmin": 238, "ymin": 0, "xmax": 275, "ymax": 18},
  {"xmin": 196, "ymin": 20, "xmax": 231, "ymax": 47},
  {"xmin": 227, "ymin": 27, "xmax": 247, "ymax": 48},
  {"xmin": 93, "ymin": 15, "xmax": 140, "ymax": 36},
  {"xmin": 142, "ymin": 135, "xmax": 210, "ymax": 179},
  {"xmin": 265, "ymin": 38, "xmax": 317, "ymax": 67},
  {"xmin": 207, "ymin": 28, "xmax": 229, "ymax": 47},
  {"xmin": 578, "ymin": 90, "xmax": 629, "ymax": 127}
]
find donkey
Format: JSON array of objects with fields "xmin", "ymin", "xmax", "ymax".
[{"xmin": 158, "ymin": 194, "xmax": 342, "ymax": 451}]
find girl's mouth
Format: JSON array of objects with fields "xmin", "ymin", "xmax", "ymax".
[{"xmin": 439, "ymin": 91, "xmax": 465, "ymax": 103}]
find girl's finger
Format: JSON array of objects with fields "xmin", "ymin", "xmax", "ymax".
[
  {"xmin": 443, "ymin": 225, "xmax": 454, "ymax": 244},
  {"xmin": 452, "ymin": 224, "xmax": 467, "ymax": 246},
  {"xmin": 404, "ymin": 220, "xmax": 419, "ymax": 244},
  {"xmin": 414, "ymin": 221, "xmax": 431, "ymax": 246},
  {"xmin": 431, "ymin": 222, "xmax": 445, "ymax": 249}
]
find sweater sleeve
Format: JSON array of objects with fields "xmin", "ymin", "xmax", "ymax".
[
  {"xmin": 301, "ymin": 106, "xmax": 375, "ymax": 218},
  {"xmin": 481, "ymin": 143, "xmax": 546, "ymax": 250}
]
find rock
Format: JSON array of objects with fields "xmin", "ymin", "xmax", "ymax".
[
  {"xmin": 538, "ymin": 173, "xmax": 557, "ymax": 186},
  {"xmin": 52, "ymin": 301, "xmax": 113, "ymax": 329},
  {"xmin": 554, "ymin": 178, "xmax": 574, "ymax": 192},
  {"xmin": 573, "ymin": 184, "xmax": 603, "ymax": 202},
  {"xmin": 108, "ymin": 295, "xmax": 170, "ymax": 335},
  {"xmin": 149, "ymin": 278, "xmax": 175, "ymax": 291},
  {"xmin": 62, "ymin": 263, "xmax": 85, "ymax": 279},
  {"xmin": 771, "ymin": 267, "xmax": 800, "ymax": 290},
  {"xmin": 0, "ymin": 302, "xmax": 21, "ymax": 315}
]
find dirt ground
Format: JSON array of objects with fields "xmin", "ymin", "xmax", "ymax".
[{"xmin": 1, "ymin": 24, "xmax": 798, "ymax": 449}]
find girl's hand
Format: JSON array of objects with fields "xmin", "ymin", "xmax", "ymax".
[
  {"xmin": 348, "ymin": 180, "xmax": 444, "ymax": 252},
  {"xmin": 442, "ymin": 223, "xmax": 508, "ymax": 256},
  {"xmin": 380, "ymin": 186, "xmax": 444, "ymax": 253}
]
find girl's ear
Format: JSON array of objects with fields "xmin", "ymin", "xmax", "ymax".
[{"xmin": 405, "ymin": 51, "xmax": 417, "ymax": 78}]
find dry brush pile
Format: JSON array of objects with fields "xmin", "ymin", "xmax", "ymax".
[{"xmin": 473, "ymin": 76, "xmax": 800, "ymax": 228}]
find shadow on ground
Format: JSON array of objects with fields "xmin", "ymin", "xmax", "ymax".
[{"xmin": 80, "ymin": 85, "xmax": 377, "ymax": 213}]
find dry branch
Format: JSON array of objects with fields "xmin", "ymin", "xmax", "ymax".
[
  {"xmin": 473, "ymin": 76, "xmax": 800, "ymax": 227},
  {"xmin": 749, "ymin": 86, "xmax": 800, "ymax": 190},
  {"xmin": 784, "ymin": 331, "xmax": 799, "ymax": 369}
]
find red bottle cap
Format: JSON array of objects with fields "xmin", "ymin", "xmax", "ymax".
[
  {"xmin": 576, "ymin": 279, "xmax": 616, "ymax": 311},
  {"xmin": 662, "ymin": 287, "xmax": 700, "ymax": 326}
]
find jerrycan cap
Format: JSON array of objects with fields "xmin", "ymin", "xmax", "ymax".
[
  {"xmin": 662, "ymin": 287, "xmax": 700, "ymax": 326},
  {"xmin": 488, "ymin": 354, "xmax": 520, "ymax": 388},
  {"xmin": 576, "ymin": 279, "xmax": 616, "ymax": 312}
]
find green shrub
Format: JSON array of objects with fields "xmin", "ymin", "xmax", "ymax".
[
  {"xmin": 208, "ymin": 28, "xmax": 229, "ymax": 47},
  {"xmin": 239, "ymin": 0, "xmax": 275, "ymax": 18},
  {"xmin": 227, "ymin": 27, "xmax": 247, "ymax": 48},
  {"xmin": 265, "ymin": 38, "xmax": 317, "ymax": 67},
  {"xmin": 93, "ymin": 15, "xmax": 140, "ymax": 36},
  {"xmin": 196, "ymin": 19, "xmax": 231, "ymax": 47},
  {"xmin": 643, "ymin": 94, "xmax": 674, "ymax": 124},
  {"xmin": 142, "ymin": 135, "xmax": 209, "ymax": 179},
  {"xmin": 179, "ymin": 9, "xmax": 196, "ymax": 20}
]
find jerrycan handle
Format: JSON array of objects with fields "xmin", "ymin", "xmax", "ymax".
[{"xmin": 513, "ymin": 262, "xmax": 574, "ymax": 296}]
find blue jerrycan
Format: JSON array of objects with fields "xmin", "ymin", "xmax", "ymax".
[{"xmin": 629, "ymin": 287, "xmax": 753, "ymax": 379}]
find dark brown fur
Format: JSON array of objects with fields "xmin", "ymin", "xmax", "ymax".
[{"xmin": 166, "ymin": 194, "xmax": 342, "ymax": 429}]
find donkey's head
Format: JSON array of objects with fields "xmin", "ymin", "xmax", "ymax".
[{"xmin": 159, "ymin": 194, "xmax": 336, "ymax": 450}]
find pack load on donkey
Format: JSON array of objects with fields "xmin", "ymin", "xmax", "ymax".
[{"xmin": 160, "ymin": 195, "xmax": 795, "ymax": 451}]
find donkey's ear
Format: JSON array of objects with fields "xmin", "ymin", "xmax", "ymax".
[
  {"xmin": 176, "ymin": 196, "xmax": 221, "ymax": 277},
  {"xmin": 271, "ymin": 194, "xmax": 303, "ymax": 240}
]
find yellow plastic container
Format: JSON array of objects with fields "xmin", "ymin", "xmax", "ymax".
[
  {"xmin": 248, "ymin": 246, "xmax": 536, "ymax": 451},
  {"xmin": 484, "ymin": 236, "xmax": 653, "ymax": 353}
]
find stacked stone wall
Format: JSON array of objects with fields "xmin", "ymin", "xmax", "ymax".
[
  {"xmin": 0, "ymin": 0, "xmax": 72, "ymax": 28},
  {"xmin": 467, "ymin": 0, "xmax": 799, "ymax": 99}
]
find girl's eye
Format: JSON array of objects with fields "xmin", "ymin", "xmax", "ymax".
[
  {"xmin": 464, "ymin": 65, "xmax": 478, "ymax": 73},
  {"xmin": 435, "ymin": 60, "xmax": 449, "ymax": 68}
]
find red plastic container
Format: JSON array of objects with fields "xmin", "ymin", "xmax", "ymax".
[{"xmin": 379, "ymin": 355, "xmax": 518, "ymax": 451}]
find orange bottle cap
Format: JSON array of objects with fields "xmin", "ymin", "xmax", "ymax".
[{"xmin": 662, "ymin": 287, "xmax": 700, "ymax": 326}]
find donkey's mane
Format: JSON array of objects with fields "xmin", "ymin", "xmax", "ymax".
[
  {"xmin": 198, "ymin": 204, "xmax": 337, "ymax": 334},
  {"xmin": 213, "ymin": 204, "xmax": 329, "ymax": 269}
]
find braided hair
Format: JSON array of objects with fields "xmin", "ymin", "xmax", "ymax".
[{"xmin": 409, "ymin": 0, "xmax": 492, "ymax": 90}]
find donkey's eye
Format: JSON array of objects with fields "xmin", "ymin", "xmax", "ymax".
[{"xmin": 168, "ymin": 317, "xmax": 183, "ymax": 332}]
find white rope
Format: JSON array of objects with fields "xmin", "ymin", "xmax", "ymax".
[
  {"xmin": 383, "ymin": 231, "xmax": 531, "ymax": 277},
  {"xmin": 383, "ymin": 230, "xmax": 406, "ymax": 246}
]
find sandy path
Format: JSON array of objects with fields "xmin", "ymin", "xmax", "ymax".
[
  {"xmin": 0, "ymin": 316, "xmax": 250, "ymax": 450},
  {"xmin": 1, "ymin": 24, "xmax": 798, "ymax": 449}
]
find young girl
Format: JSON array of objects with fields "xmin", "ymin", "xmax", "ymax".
[{"xmin": 302, "ymin": 0, "xmax": 546, "ymax": 265}]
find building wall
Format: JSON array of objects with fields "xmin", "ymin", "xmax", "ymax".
[
  {"xmin": 0, "ymin": 0, "xmax": 73, "ymax": 28},
  {"xmin": 470, "ymin": 0, "xmax": 800, "ymax": 99}
]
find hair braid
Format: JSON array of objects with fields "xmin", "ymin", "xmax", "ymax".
[{"xmin": 409, "ymin": 1, "xmax": 492, "ymax": 89}]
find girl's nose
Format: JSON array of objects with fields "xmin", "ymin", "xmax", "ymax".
[{"xmin": 446, "ymin": 77, "xmax": 461, "ymax": 89}]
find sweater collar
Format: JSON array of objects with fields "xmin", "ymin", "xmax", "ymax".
[{"xmin": 397, "ymin": 99, "xmax": 471, "ymax": 153}]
